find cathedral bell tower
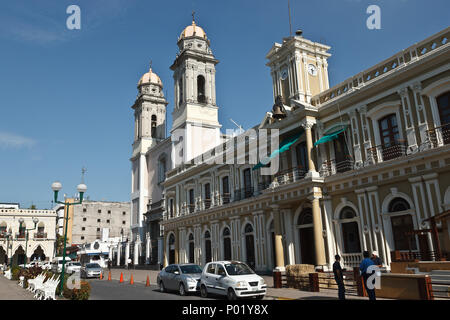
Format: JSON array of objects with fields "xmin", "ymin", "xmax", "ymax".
[
  {"xmin": 130, "ymin": 65, "xmax": 168, "ymax": 240},
  {"xmin": 170, "ymin": 16, "xmax": 221, "ymax": 163}
]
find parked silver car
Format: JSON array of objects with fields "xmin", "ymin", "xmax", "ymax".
[
  {"xmin": 157, "ymin": 264, "xmax": 203, "ymax": 296},
  {"xmin": 81, "ymin": 263, "xmax": 102, "ymax": 279}
]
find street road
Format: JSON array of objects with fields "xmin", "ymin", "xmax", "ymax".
[{"xmin": 88, "ymin": 279, "xmax": 215, "ymax": 300}]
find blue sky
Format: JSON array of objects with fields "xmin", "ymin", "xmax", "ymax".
[{"xmin": 0, "ymin": 0, "xmax": 448, "ymax": 208}]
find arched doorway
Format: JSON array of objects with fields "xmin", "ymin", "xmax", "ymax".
[
  {"xmin": 0, "ymin": 246, "xmax": 6, "ymax": 264},
  {"xmin": 30, "ymin": 246, "xmax": 46, "ymax": 262},
  {"xmin": 204, "ymin": 231, "xmax": 212, "ymax": 264},
  {"xmin": 244, "ymin": 223, "xmax": 255, "ymax": 270},
  {"xmin": 222, "ymin": 228, "xmax": 232, "ymax": 260},
  {"xmin": 388, "ymin": 198, "xmax": 418, "ymax": 251},
  {"xmin": 168, "ymin": 234, "xmax": 176, "ymax": 265},
  {"xmin": 339, "ymin": 207, "xmax": 362, "ymax": 254},
  {"xmin": 297, "ymin": 208, "xmax": 315, "ymax": 265},
  {"xmin": 269, "ymin": 220, "xmax": 275, "ymax": 269},
  {"xmin": 13, "ymin": 246, "xmax": 26, "ymax": 266},
  {"xmin": 188, "ymin": 233, "xmax": 194, "ymax": 263}
]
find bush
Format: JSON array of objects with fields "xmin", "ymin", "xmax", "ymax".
[
  {"xmin": 19, "ymin": 266, "xmax": 43, "ymax": 288},
  {"xmin": 11, "ymin": 266, "xmax": 21, "ymax": 281}
]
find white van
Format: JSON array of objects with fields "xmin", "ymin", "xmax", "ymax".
[{"xmin": 51, "ymin": 257, "xmax": 72, "ymax": 273}]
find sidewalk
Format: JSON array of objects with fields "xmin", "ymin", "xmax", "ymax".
[{"xmin": 0, "ymin": 274, "xmax": 34, "ymax": 300}]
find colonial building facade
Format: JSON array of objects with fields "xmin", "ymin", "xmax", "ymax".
[
  {"xmin": 159, "ymin": 26, "xmax": 450, "ymax": 272},
  {"xmin": 129, "ymin": 20, "xmax": 450, "ymax": 271},
  {"xmin": 0, "ymin": 204, "xmax": 57, "ymax": 265}
]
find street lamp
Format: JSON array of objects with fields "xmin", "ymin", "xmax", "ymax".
[
  {"xmin": 52, "ymin": 181, "xmax": 87, "ymax": 296},
  {"xmin": 18, "ymin": 217, "xmax": 39, "ymax": 266}
]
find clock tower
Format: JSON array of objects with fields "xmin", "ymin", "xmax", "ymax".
[{"xmin": 266, "ymin": 30, "xmax": 331, "ymax": 105}]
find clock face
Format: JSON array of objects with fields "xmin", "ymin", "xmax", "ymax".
[
  {"xmin": 308, "ymin": 64, "xmax": 318, "ymax": 76},
  {"xmin": 280, "ymin": 68, "xmax": 288, "ymax": 80}
]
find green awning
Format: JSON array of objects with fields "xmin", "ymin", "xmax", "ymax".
[
  {"xmin": 252, "ymin": 131, "xmax": 303, "ymax": 170},
  {"xmin": 314, "ymin": 128, "xmax": 346, "ymax": 146}
]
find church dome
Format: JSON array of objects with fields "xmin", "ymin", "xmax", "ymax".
[
  {"xmin": 138, "ymin": 68, "xmax": 162, "ymax": 87},
  {"xmin": 179, "ymin": 20, "xmax": 207, "ymax": 40}
]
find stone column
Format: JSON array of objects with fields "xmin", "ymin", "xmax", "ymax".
[
  {"xmin": 271, "ymin": 204, "xmax": 285, "ymax": 271},
  {"xmin": 175, "ymin": 229, "xmax": 179, "ymax": 264},
  {"xmin": 146, "ymin": 232, "xmax": 151, "ymax": 264},
  {"xmin": 302, "ymin": 119, "xmax": 319, "ymax": 178},
  {"xmin": 125, "ymin": 242, "xmax": 130, "ymax": 264},
  {"xmin": 310, "ymin": 192, "xmax": 327, "ymax": 266},
  {"xmin": 116, "ymin": 243, "xmax": 121, "ymax": 266},
  {"xmin": 134, "ymin": 235, "xmax": 140, "ymax": 265}
]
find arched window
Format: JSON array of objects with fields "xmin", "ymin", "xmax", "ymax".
[
  {"xmin": 388, "ymin": 198, "xmax": 410, "ymax": 212},
  {"xmin": 151, "ymin": 115, "xmax": 157, "ymax": 138},
  {"xmin": 0, "ymin": 222, "xmax": 6, "ymax": 237},
  {"xmin": 197, "ymin": 75, "xmax": 206, "ymax": 103},
  {"xmin": 222, "ymin": 228, "xmax": 231, "ymax": 260},
  {"xmin": 37, "ymin": 222, "xmax": 45, "ymax": 239},
  {"xmin": 436, "ymin": 91, "xmax": 449, "ymax": 144},
  {"xmin": 297, "ymin": 208, "xmax": 313, "ymax": 225},
  {"xmin": 204, "ymin": 231, "xmax": 212, "ymax": 263},
  {"xmin": 339, "ymin": 207, "xmax": 361, "ymax": 253},
  {"xmin": 178, "ymin": 78, "xmax": 184, "ymax": 106},
  {"xmin": 188, "ymin": 233, "xmax": 194, "ymax": 263},
  {"xmin": 158, "ymin": 157, "xmax": 167, "ymax": 183},
  {"xmin": 388, "ymin": 198, "xmax": 416, "ymax": 250}
]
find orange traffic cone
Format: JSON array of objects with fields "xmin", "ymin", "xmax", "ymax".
[
  {"xmin": 146, "ymin": 275, "xmax": 150, "ymax": 287},
  {"xmin": 130, "ymin": 274, "xmax": 134, "ymax": 285},
  {"xmin": 108, "ymin": 271, "xmax": 111, "ymax": 281},
  {"xmin": 100, "ymin": 272, "xmax": 103, "ymax": 280},
  {"xmin": 119, "ymin": 272, "xmax": 124, "ymax": 283}
]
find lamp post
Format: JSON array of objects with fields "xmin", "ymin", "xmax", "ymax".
[
  {"xmin": 51, "ymin": 181, "xmax": 87, "ymax": 296},
  {"xmin": 18, "ymin": 217, "xmax": 39, "ymax": 266},
  {"xmin": 6, "ymin": 229, "xmax": 13, "ymax": 268}
]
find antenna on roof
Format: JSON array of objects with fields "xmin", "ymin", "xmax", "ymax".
[
  {"xmin": 81, "ymin": 166, "xmax": 87, "ymax": 184},
  {"xmin": 288, "ymin": 0, "xmax": 292, "ymax": 37}
]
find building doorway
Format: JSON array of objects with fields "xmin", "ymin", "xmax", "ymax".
[
  {"xmin": 168, "ymin": 234, "xmax": 176, "ymax": 265},
  {"xmin": 188, "ymin": 233, "xmax": 195, "ymax": 263},
  {"xmin": 297, "ymin": 208, "xmax": 315, "ymax": 265},
  {"xmin": 204, "ymin": 231, "xmax": 212, "ymax": 263},
  {"xmin": 223, "ymin": 228, "xmax": 232, "ymax": 260},
  {"xmin": 244, "ymin": 223, "xmax": 255, "ymax": 270}
]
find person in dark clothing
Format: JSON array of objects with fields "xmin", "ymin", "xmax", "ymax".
[
  {"xmin": 333, "ymin": 254, "xmax": 345, "ymax": 300},
  {"xmin": 371, "ymin": 251, "xmax": 382, "ymax": 267},
  {"xmin": 360, "ymin": 251, "xmax": 376, "ymax": 301},
  {"xmin": 107, "ymin": 259, "xmax": 112, "ymax": 271}
]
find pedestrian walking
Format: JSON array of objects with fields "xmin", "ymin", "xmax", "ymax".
[
  {"xmin": 107, "ymin": 259, "xmax": 112, "ymax": 271},
  {"xmin": 333, "ymin": 254, "xmax": 346, "ymax": 300},
  {"xmin": 360, "ymin": 251, "xmax": 376, "ymax": 301},
  {"xmin": 127, "ymin": 257, "xmax": 132, "ymax": 270}
]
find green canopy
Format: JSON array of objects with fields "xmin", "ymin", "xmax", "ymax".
[
  {"xmin": 314, "ymin": 128, "xmax": 346, "ymax": 146},
  {"xmin": 252, "ymin": 131, "xmax": 303, "ymax": 170}
]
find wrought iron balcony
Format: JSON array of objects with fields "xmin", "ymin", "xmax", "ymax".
[
  {"xmin": 427, "ymin": 123, "xmax": 450, "ymax": 148},
  {"xmin": 204, "ymin": 199, "xmax": 212, "ymax": 210},
  {"xmin": 188, "ymin": 204, "xmax": 195, "ymax": 214},
  {"xmin": 234, "ymin": 187, "xmax": 254, "ymax": 201},
  {"xmin": 221, "ymin": 193, "xmax": 230, "ymax": 205},
  {"xmin": 368, "ymin": 139, "xmax": 407, "ymax": 162},
  {"xmin": 321, "ymin": 157, "xmax": 354, "ymax": 176}
]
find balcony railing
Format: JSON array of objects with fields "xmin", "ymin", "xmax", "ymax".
[
  {"xmin": 427, "ymin": 123, "xmax": 450, "ymax": 148},
  {"xmin": 33, "ymin": 232, "xmax": 47, "ymax": 239},
  {"xmin": 15, "ymin": 233, "xmax": 25, "ymax": 239},
  {"xmin": 234, "ymin": 187, "xmax": 254, "ymax": 201},
  {"xmin": 188, "ymin": 204, "xmax": 195, "ymax": 214},
  {"xmin": 221, "ymin": 193, "xmax": 230, "ymax": 205},
  {"xmin": 273, "ymin": 166, "xmax": 307, "ymax": 185},
  {"xmin": 391, "ymin": 250, "xmax": 449, "ymax": 262},
  {"xmin": 342, "ymin": 253, "xmax": 363, "ymax": 268},
  {"xmin": 368, "ymin": 139, "xmax": 407, "ymax": 162},
  {"xmin": 204, "ymin": 199, "xmax": 212, "ymax": 210},
  {"xmin": 321, "ymin": 158, "xmax": 354, "ymax": 176}
]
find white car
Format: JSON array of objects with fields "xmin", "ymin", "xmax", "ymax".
[
  {"xmin": 66, "ymin": 262, "xmax": 82, "ymax": 274},
  {"xmin": 41, "ymin": 262, "xmax": 52, "ymax": 270},
  {"xmin": 200, "ymin": 261, "xmax": 266, "ymax": 300}
]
